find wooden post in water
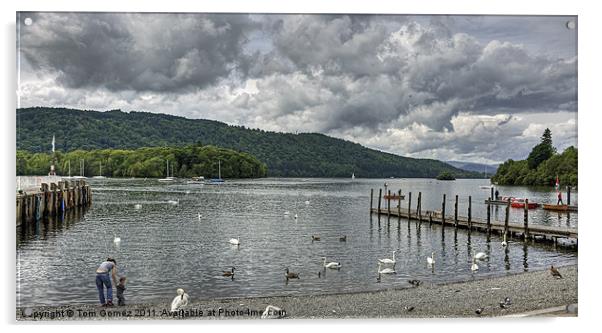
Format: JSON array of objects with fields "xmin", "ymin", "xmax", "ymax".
[
  {"xmin": 523, "ymin": 198, "xmax": 529, "ymax": 240},
  {"xmin": 441, "ymin": 194, "xmax": 445, "ymax": 227},
  {"xmin": 468, "ymin": 196, "xmax": 472, "ymax": 232},
  {"xmin": 429, "ymin": 211, "xmax": 433, "ymax": 226},
  {"xmin": 378, "ymin": 189, "xmax": 382, "ymax": 213},
  {"xmin": 370, "ymin": 189, "xmax": 374, "ymax": 213},
  {"xmin": 454, "ymin": 195, "xmax": 458, "ymax": 228},
  {"xmin": 398, "ymin": 189, "xmax": 402, "ymax": 217},
  {"xmin": 504, "ymin": 198, "xmax": 511, "ymax": 237},
  {"xmin": 387, "ymin": 190, "xmax": 391, "ymax": 217},
  {"xmin": 486, "ymin": 198, "xmax": 491, "ymax": 235},
  {"xmin": 407, "ymin": 192, "xmax": 412, "ymax": 221},
  {"xmin": 567, "ymin": 186, "xmax": 571, "ymax": 205},
  {"xmin": 417, "ymin": 192, "xmax": 422, "ymax": 224},
  {"xmin": 491, "ymin": 187, "xmax": 494, "ymax": 201}
]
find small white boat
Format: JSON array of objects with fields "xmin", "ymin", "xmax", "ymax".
[{"xmin": 159, "ymin": 160, "xmax": 175, "ymax": 182}]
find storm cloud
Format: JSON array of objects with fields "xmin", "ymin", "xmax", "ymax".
[{"xmin": 18, "ymin": 13, "xmax": 577, "ymax": 164}]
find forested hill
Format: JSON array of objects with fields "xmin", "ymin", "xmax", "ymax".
[{"xmin": 17, "ymin": 107, "xmax": 481, "ymax": 178}]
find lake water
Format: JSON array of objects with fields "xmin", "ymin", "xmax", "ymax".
[{"xmin": 16, "ymin": 178, "xmax": 577, "ymax": 307}]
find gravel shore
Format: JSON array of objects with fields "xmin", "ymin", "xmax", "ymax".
[{"xmin": 16, "ymin": 264, "xmax": 577, "ymax": 321}]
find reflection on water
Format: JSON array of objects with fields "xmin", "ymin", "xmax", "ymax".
[{"xmin": 16, "ymin": 178, "xmax": 577, "ymax": 307}]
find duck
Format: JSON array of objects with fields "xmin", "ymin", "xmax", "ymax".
[
  {"xmin": 170, "ymin": 288, "xmax": 189, "ymax": 312},
  {"xmin": 474, "ymin": 252, "xmax": 488, "ymax": 260},
  {"xmin": 223, "ymin": 267, "xmax": 235, "ymax": 278},
  {"xmin": 229, "ymin": 237, "xmax": 240, "ymax": 246},
  {"xmin": 408, "ymin": 279, "xmax": 422, "ymax": 287},
  {"xmin": 550, "ymin": 265, "xmax": 563, "ymax": 279},
  {"xmin": 339, "ymin": 235, "xmax": 347, "ymax": 242},
  {"xmin": 427, "ymin": 252, "xmax": 435, "ymax": 266},
  {"xmin": 321, "ymin": 257, "xmax": 342, "ymax": 269},
  {"xmin": 377, "ymin": 262, "xmax": 396, "ymax": 274},
  {"xmin": 501, "ymin": 233, "xmax": 508, "ymax": 247},
  {"xmin": 471, "ymin": 258, "xmax": 479, "ymax": 271},
  {"xmin": 285, "ymin": 268, "xmax": 300, "ymax": 280},
  {"xmin": 378, "ymin": 250, "xmax": 397, "ymax": 265},
  {"xmin": 312, "ymin": 235, "xmax": 321, "ymax": 241}
]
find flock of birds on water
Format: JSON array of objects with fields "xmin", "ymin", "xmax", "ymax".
[{"xmin": 118, "ymin": 197, "xmax": 566, "ymax": 317}]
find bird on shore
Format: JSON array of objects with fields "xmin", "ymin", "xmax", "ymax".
[
  {"xmin": 339, "ymin": 235, "xmax": 347, "ymax": 242},
  {"xmin": 378, "ymin": 250, "xmax": 397, "ymax": 265},
  {"xmin": 427, "ymin": 252, "xmax": 435, "ymax": 266},
  {"xmin": 229, "ymin": 237, "xmax": 240, "ymax": 246},
  {"xmin": 378, "ymin": 263, "xmax": 396, "ymax": 274},
  {"xmin": 285, "ymin": 268, "xmax": 300, "ymax": 280},
  {"xmin": 322, "ymin": 257, "xmax": 342, "ymax": 269},
  {"xmin": 312, "ymin": 235, "xmax": 321, "ymax": 241},
  {"xmin": 408, "ymin": 279, "xmax": 422, "ymax": 287},
  {"xmin": 550, "ymin": 265, "xmax": 563, "ymax": 279},
  {"xmin": 171, "ymin": 288, "xmax": 189, "ymax": 312},
  {"xmin": 223, "ymin": 267, "xmax": 235, "ymax": 279}
]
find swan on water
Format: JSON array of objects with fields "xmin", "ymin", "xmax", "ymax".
[
  {"xmin": 378, "ymin": 250, "xmax": 397, "ymax": 265},
  {"xmin": 321, "ymin": 257, "xmax": 342, "ymax": 269},
  {"xmin": 471, "ymin": 258, "xmax": 479, "ymax": 271},
  {"xmin": 474, "ymin": 252, "xmax": 488, "ymax": 260},
  {"xmin": 377, "ymin": 263, "xmax": 396, "ymax": 274},
  {"xmin": 229, "ymin": 237, "xmax": 240, "ymax": 246},
  {"xmin": 427, "ymin": 252, "xmax": 435, "ymax": 266},
  {"xmin": 171, "ymin": 288, "xmax": 189, "ymax": 312},
  {"xmin": 502, "ymin": 233, "xmax": 508, "ymax": 247}
]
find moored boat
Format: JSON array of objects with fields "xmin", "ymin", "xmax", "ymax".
[
  {"xmin": 510, "ymin": 198, "xmax": 539, "ymax": 209},
  {"xmin": 542, "ymin": 204, "xmax": 569, "ymax": 211},
  {"xmin": 383, "ymin": 193, "xmax": 405, "ymax": 200}
]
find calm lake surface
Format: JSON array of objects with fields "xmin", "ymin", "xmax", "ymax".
[{"xmin": 16, "ymin": 178, "xmax": 577, "ymax": 307}]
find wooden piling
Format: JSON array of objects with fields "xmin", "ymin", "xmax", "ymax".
[
  {"xmin": 468, "ymin": 196, "xmax": 472, "ymax": 232},
  {"xmin": 441, "ymin": 194, "xmax": 446, "ymax": 227},
  {"xmin": 524, "ymin": 198, "xmax": 529, "ymax": 240},
  {"xmin": 567, "ymin": 186, "xmax": 571, "ymax": 205},
  {"xmin": 417, "ymin": 192, "xmax": 422, "ymax": 224},
  {"xmin": 491, "ymin": 187, "xmax": 494, "ymax": 201},
  {"xmin": 429, "ymin": 211, "xmax": 433, "ymax": 226},
  {"xmin": 486, "ymin": 198, "xmax": 491, "ymax": 235},
  {"xmin": 397, "ymin": 189, "xmax": 402, "ymax": 217},
  {"xmin": 370, "ymin": 189, "xmax": 374, "ymax": 212},
  {"xmin": 407, "ymin": 192, "xmax": 412, "ymax": 221},
  {"xmin": 454, "ymin": 194, "xmax": 458, "ymax": 228},
  {"xmin": 378, "ymin": 188, "xmax": 382, "ymax": 213},
  {"xmin": 504, "ymin": 198, "xmax": 511, "ymax": 238},
  {"xmin": 387, "ymin": 190, "xmax": 391, "ymax": 217}
]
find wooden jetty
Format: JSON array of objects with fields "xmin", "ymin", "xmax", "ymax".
[
  {"xmin": 16, "ymin": 180, "xmax": 92, "ymax": 227},
  {"xmin": 370, "ymin": 189, "xmax": 577, "ymax": 242}
]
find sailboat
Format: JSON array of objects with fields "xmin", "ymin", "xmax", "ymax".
[
  {"xmin": 63, "ymin": 160, "xmax": 73, "ymax": 179},
  {"xmin": 208, "ymin": 160, "xmax": 225, "ymax": 184},
  {"xmin": 93, "ymin": 161, "xmax": 106, "ymax": 179},
  {"xmin": 159, "ymin": 160, "xmax": 175, "ymax": 182},
  {"xmin": 72, "ymin": 159, "xmax": 88, "ymax": 179},
  {"xmin": 351, "ymin": 172, "xmax": 355, "ymax": 180}
]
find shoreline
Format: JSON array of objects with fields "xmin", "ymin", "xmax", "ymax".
[{"xmin": 17, "ymin": 264, "xmax": 577, "ymax": 320}]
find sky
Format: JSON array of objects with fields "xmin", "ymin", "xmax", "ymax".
[{"xmin": 16, "ymin": 13, "xmax": 577, "ymax": 164}]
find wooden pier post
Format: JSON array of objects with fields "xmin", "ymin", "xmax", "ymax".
[
  {"xmin": 523, "ymin": 198, "xmax": 529, "ymax": 240},
  {"xmin": 567, "ymin": 186, "xmax": 571, "ymax": 205},
  {"xmin": 387, "ymin": 190, "xmax": 391, "ymax": 217},
  {"xmin": 377, "ymin": 188, "xmax": 382, "ymax": 213},
  {"xmin": 504, "ymin": 198, "xmax": 511, "ymax": 237},
  {"xmin": 429, "ymin": 211, "xmax": 433, "ymax": 226},
  {"xmin": 486, "ymin": 198, "xmax": 491, "ymax": 235},
  {"xmin": 370, "ymin": 189, "xmax": 374, "ymax": 212},
  {"xmin": 454, "ymin": 195, "xmax": 458, "ymax": 228},
  {"xmin": 441, "ymin": 194, "xmax": 445, "ymax": 227},
  {"xmin": 468, "ymin": 196, "xmax": 472, "ymax": 232},
  {"xmin": 491, "ymin": 187, "xmax": 495, "ymax": 201},
  {"xmin": 407, "ymin": 192, "xmax": 412, "ymax": 221},
  {"xmin": 397, "ymin": 189, "xmax": 402, "ymax": 217},
  {"xmin": 417, "ymin": 192, "xmax": 422, "ymax": 224}
]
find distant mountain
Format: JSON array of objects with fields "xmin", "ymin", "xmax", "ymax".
[
  {"xmin": 17, "ymin": 107, "xmax": 482, "ymax": 178},
  {"xmin": 446, "ymin": 161, "xmax": 499, "ymax": 174}
]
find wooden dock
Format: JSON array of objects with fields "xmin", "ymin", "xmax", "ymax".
[
  {"xmin": 370, "ymin": 189, "xmax": 577, "ymax": 243},
  {"xmin": 16, "ymin": 179, "xmax": 92, "ymax": 226}
]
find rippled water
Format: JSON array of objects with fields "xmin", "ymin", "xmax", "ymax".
[{"xmin": 16, "ymin": 178, "xmax": 577, "ymax": 307}]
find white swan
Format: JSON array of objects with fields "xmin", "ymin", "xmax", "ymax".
[
  {"xmin": 474, "ymin": 252, "xmax": 488, "ymax": 260},
  {"xmin": 427, "ymin": 252, "xmax": 435, "ymax": 266},
  {"xmin": 378, "ymin": 250, "xmax": 397, "ymax": 265},
  {"xmin": 171, "ymin": 288, "xmax": 189, "ymax": 312},
  {"xmin": 502, "ymin": 233, "xmax": 508, "ymax": 247},
  {"xmin": 377, "ymin": 263, "xmax": 396, "ymax": 274},
  {"xmin": 322, "ymin": 257, "xmax": 342, "ymax": 269},
  {"xmin": 471, "ymin": 258, "xmax": 479, "ymax": 271},
  {"xmin": 229, "ymin": 237, "xmax": 240, "ymax": 246}
]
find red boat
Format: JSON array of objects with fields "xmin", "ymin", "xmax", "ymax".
[{"xmin": 510, "ymin": 198, "xmax": 539, "ymax": 209}]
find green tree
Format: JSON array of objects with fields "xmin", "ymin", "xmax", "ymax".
[{"xmin": 527, "ymin": 128, "xmax": 556, "ymax": 170}]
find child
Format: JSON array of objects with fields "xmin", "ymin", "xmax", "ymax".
[{"xmin": 116, "ymin": 276, "xmax": 127, "ymax": 306}]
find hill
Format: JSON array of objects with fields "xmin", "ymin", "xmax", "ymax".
[
  {"xmin": 17, "ymin": 107, "xmax": 482, "ymax": 178},
  {"xmin": 446, "ymin": 161, "xmax": 499, "ymax": 174}
]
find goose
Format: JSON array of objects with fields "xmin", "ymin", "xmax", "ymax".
[
  {"xmin": 285, "ymin": 268, "xmax": 300, "ymax": 280},
  {"xmin": 229, "ymin": 237, "xmax": 240, "ymax": 246},
  {"xmin": 261, "ymin": 305, "xmax": 285, "ymax": 319},
  {"xmin": 474, "ymin": 252, "xmax": 488, "ymax": 260},
  {"xmin": 378, "ymin": 250, "xmax": 397, "ymax": 265},
  {"xmin": 339, "ymin": 235, "xmax": 347, "ymax": 242},
  {"xmin": 377, "ymin": 262, "xmax": 396, "ymax": 274},
  {"xmin": 170, "ymin": 288, "xmax": 189, "ymax": 312},
  {"xmin": 471, "ymin": 258, "xmax": 479, "ymax": 271},
  {"xmin": 223, "ymin": 267, "xmax": 235, "ymax": 278},
  {"xmin": 312, "ymin": 235, "xmax": 321, "ymax": 241},
  {"xmin": 321, "ymin": 257, "xmax": 342, "ymax": 269},
  {"xmin": 550, "ymin": 265, "xmax": 563, "ymax": 279},
  {"xmin": 427, "ymin": 252, "xmax": 435, "ymax": 266},
  {"xmin": 501, "ymin": 233, "xmax": 508, "ymax": 247}
]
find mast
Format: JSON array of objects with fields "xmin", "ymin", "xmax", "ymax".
[
  {"xmin": 68, "ymin": 160, "xmax": 71, "ymax": 177},
  {"xmin": 166, "ymin": 160, "xmax": 169, "ymax": 178},
  {"xmin": 218, "ymin": 160, "xmax": 221, "ymax": 179}
]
